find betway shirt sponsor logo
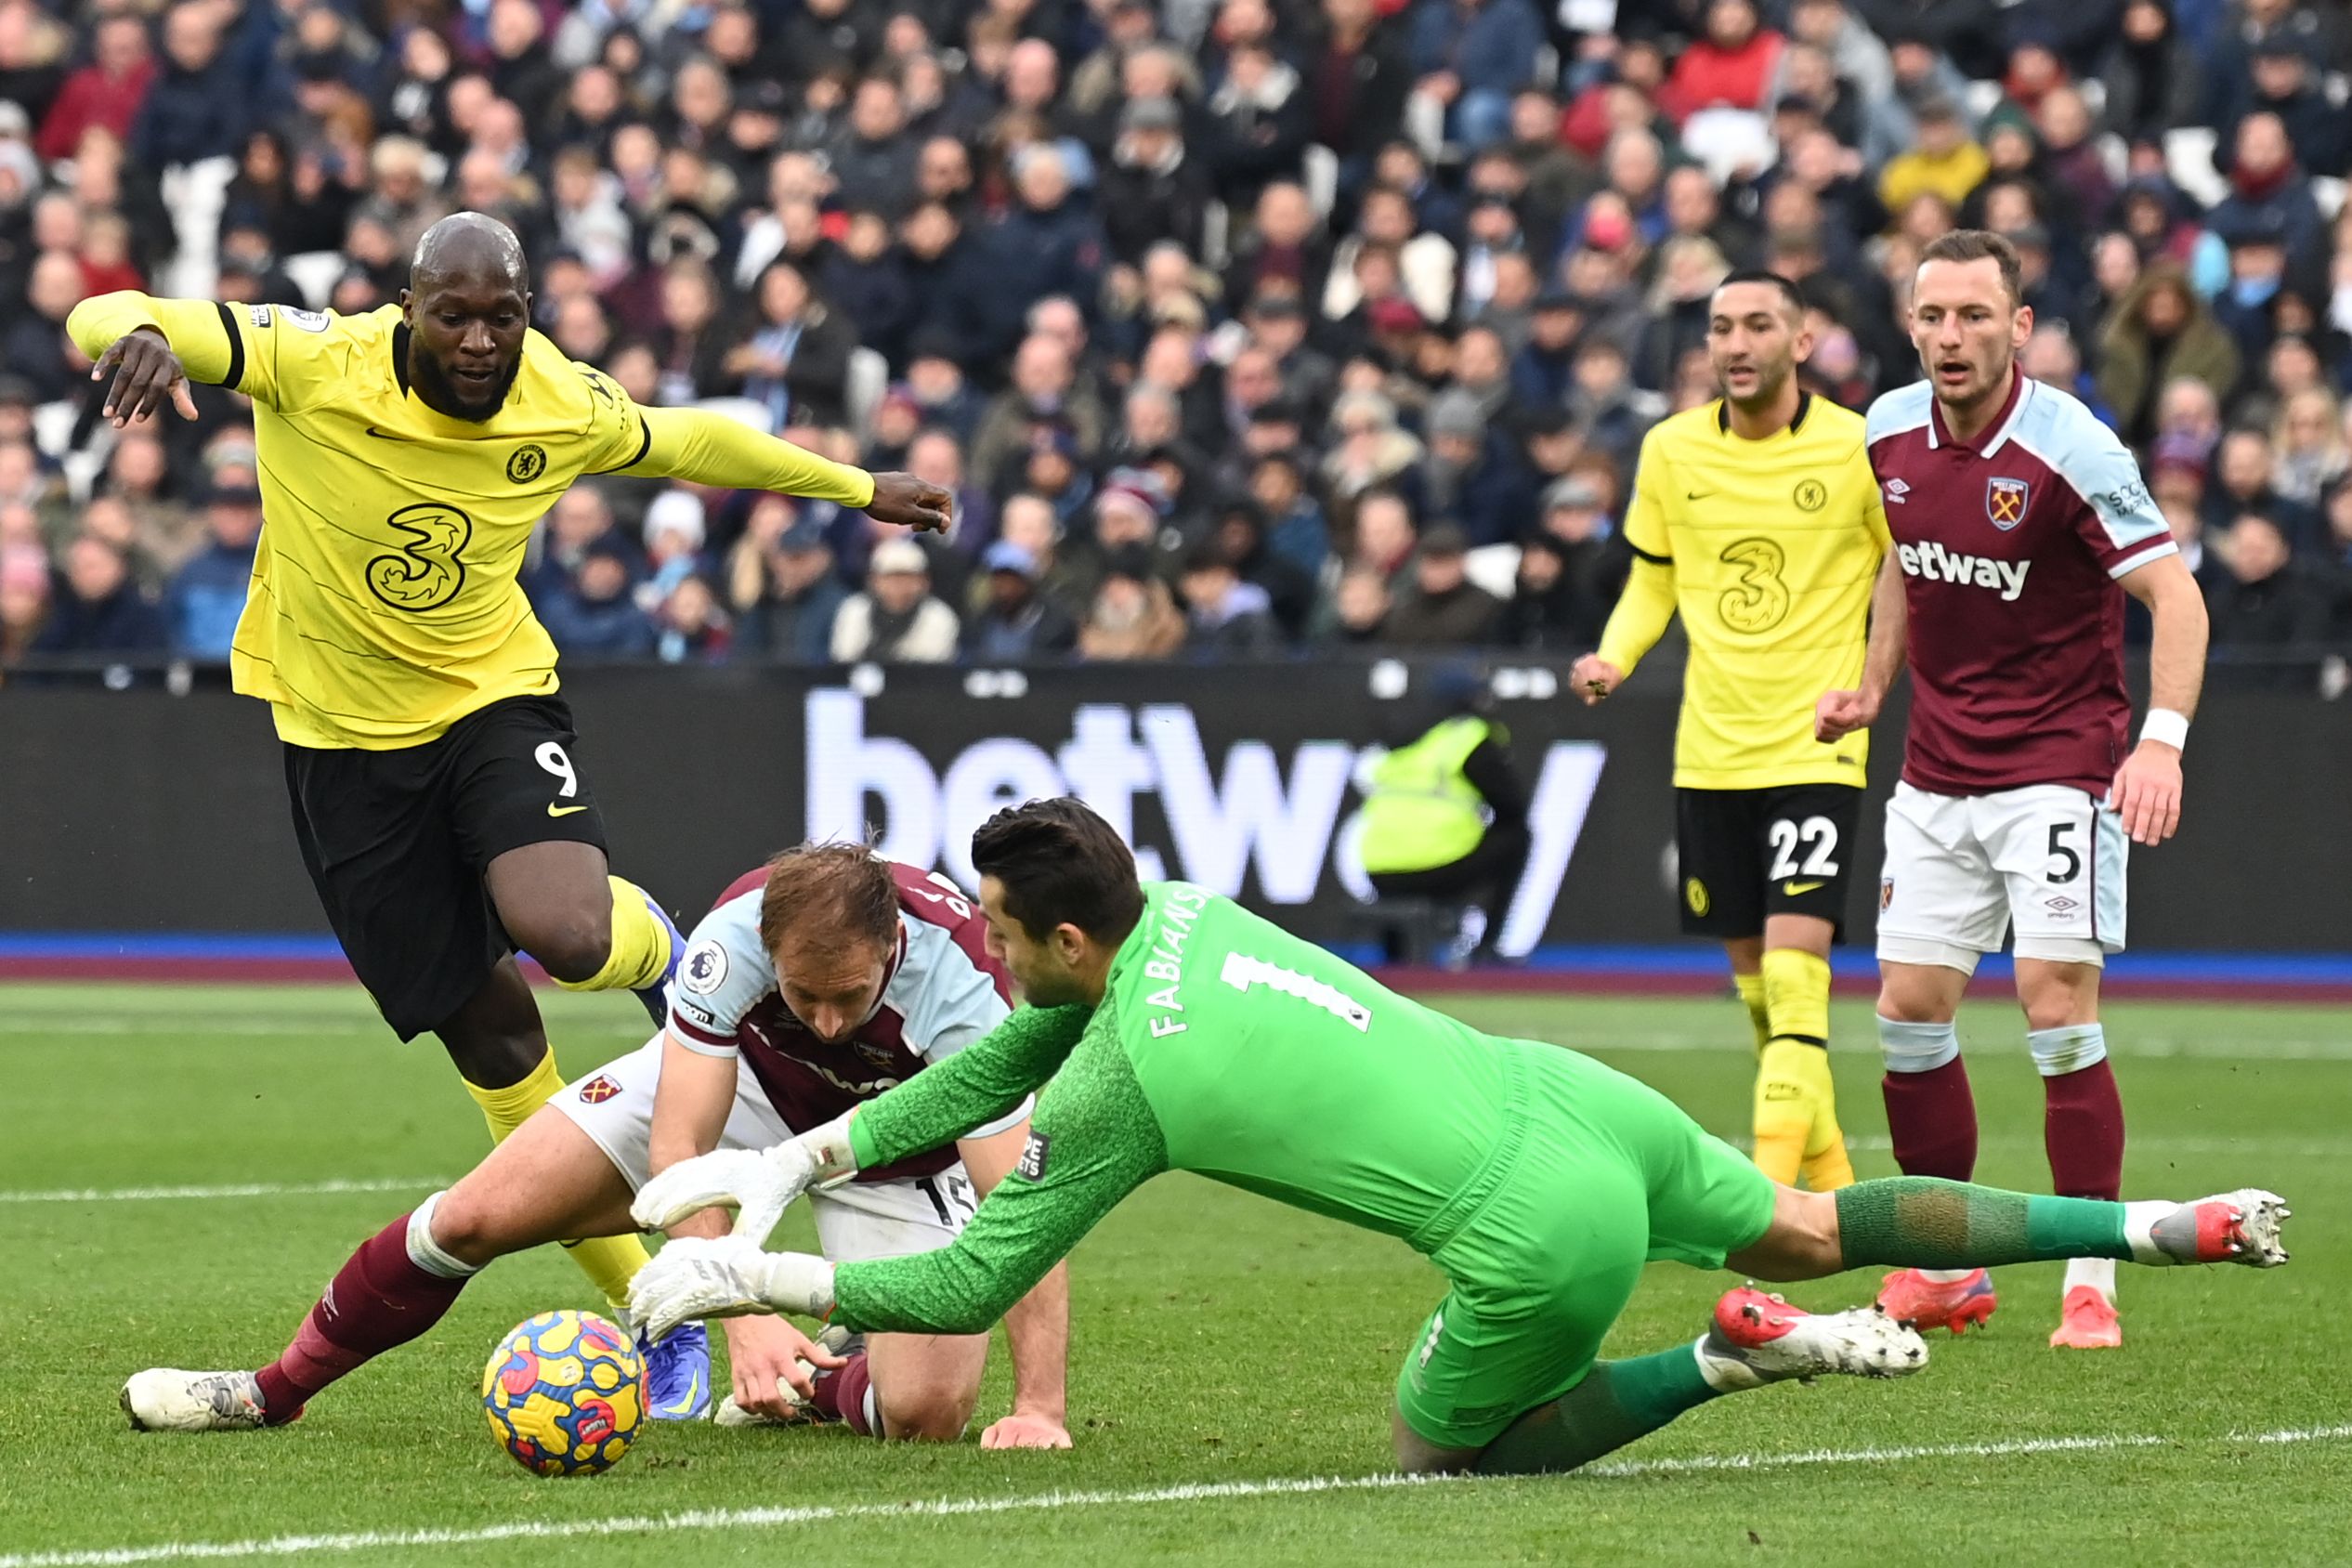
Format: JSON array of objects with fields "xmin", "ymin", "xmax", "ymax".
[
  {"xmin": 800, "ymin": 688, "xmax": 1607, "ymax": 960},
  {"xmin": 1896, "ymin": 540, "xmax": 2032, "ymax": 601}
]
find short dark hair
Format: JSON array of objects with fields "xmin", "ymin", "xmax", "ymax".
[
  {"xmin": 1918, "ymin": 229, "xmax": 2024, "ymax": 307},
  {"xmin": 970, "ymin": 797, "xmax": 1144, "ymax": 944},
  {"xmin": 1713, "ymin": 268, "xmax": 1806, "ymax": 318},
  {"xmin": 759, "ymin": 841, "xmax": 899, "ymax": 960}
]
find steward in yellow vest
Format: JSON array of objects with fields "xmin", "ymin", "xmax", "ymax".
[{"xmin": 1358, "ymin": 680, "xmax": 1529, "ymax": 964}]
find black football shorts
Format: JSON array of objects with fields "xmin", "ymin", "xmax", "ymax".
[
  {"xmin": 283, "ymin": 696, "xmax": 609, "ymax": 1039},
  {"xmin": 1675, "ymin": 782, "xmax": 1862, "ymax": 942}
]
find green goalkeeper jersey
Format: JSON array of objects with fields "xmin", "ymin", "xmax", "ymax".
[{"xmin": 831, "ymin": 882, "xmax": 1532, "ymax": 1335}]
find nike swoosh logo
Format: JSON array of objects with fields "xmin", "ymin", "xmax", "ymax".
[
  {"xmin": 1782, "ymin": 880, "xmax": 1825, "ymax": 896},
  {"xmin": 661, "ymin": 1370, "xmax": 703, "ymax": 1417},
  {"xmin": 548, "ymin": 804, "xmax": 589, "ymax": 817},
  {"xmin": 364, "ymin": 426, "xmax": 416, "ymax": 441},
  {"xmin": 1687, "ymin": 490, "xmax": 1715, "ymax": 500}
]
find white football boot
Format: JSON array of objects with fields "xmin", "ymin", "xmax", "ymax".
[
  {"xmin": 120, "ymin": 1368, "xmax": 274, "ymax": 1431},
  {"xmin": 1695, "ymin": 1286, "xmax": 1929, "ymax": 1391}
]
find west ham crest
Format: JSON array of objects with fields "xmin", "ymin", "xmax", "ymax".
[{"xmin": 1985, "ymin": 477, "xmax": 2028, "ymax": 529}]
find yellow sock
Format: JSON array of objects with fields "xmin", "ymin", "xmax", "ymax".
[
  {"xmin": 464, "ymin": 1048, "xmax": 652, "ymax": 1315},
  {"xmin": 550, "ymin": 875, "xmax": 673, "ymax": 994},
  {"xmin": 464, "ymin": 1045, "xmax": 567, "ymax": 1140},
  {"xmin": 1732, "ymin": 971, "xmax": 1771, "ymax": 1053},
  {"xmin": 1759, "ymin": 947, "xmax": 1831, "ymax": 1048},
  {"xmin": 1752, "ymin": 949, "xmax": 1852, "ymax": 1189}
]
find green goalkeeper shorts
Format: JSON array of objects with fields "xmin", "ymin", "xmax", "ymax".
[{"xmin": 1393, "ymin": 1040, "xmax": 1777, "ymax": 1451}]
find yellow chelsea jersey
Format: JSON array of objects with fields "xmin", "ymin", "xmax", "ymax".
[
  {"xmin": 77, "ymin": 299, "xmax": 653, "ymax": 749},
  {"xmin": 1619, "ymin": 395, "xmax": 1890, "ymax": 790}
]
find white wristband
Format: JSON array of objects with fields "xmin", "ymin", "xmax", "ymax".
[{"xmin": 2140, "ymin": 709, "xmax": 2189, "ymax": 751}]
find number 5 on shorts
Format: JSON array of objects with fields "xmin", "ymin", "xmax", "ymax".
[{"xmin": 2045, "ymin": 822, "xmax": 2082, "ymax": 884}]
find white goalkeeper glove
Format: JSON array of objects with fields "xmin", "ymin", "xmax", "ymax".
[
  {"xmin": 630, "ymin": 1112, "xmax": 860, "ymax": 1241},
  {"xmin": 627, "ymin": 1236, "xmax": 837, "ymax": 1342}
]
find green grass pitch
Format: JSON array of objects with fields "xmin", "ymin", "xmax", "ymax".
[{"xmin": 2, "ymin": 982, "xmax": 2345, "ymax": 1566}]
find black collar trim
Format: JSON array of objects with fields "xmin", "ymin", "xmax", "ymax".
[
  {"xmin": 391, "ymin": 321, "xmax": 412, "ymax": 399},
  {"xmin": 1718, "ymin": 390, "xmax": 1813, "ymax": 436}
]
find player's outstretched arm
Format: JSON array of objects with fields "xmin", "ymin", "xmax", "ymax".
[
  {"xmin": 2110, "ymin": 552, "xmax": 2208, "ymax": 846},
  {"xmin": 850, "ymin": 1003, "xmax": 1096, "ymax": 1170},
  {"xmin": 629, "ymin": 406, "xmax": 952, "ymax": 532},
  {"xmin": 632, "ymin": 1014, "xmax": 1166, "ymax": 1341},
  {"xmin": 631, "ymin": 1003, "xmax": 1093, "ymax": 1236},
  {"xmin": 67, "ymin": 294, "xmax": 247, "ymax": 426},
  {"xmin": 960, "ymin": 1122, "xmax": 1073, "ymax": 1449},
  {"xmin": 1818, "ymin": 548, "xmax": 1909, "ymax": 741},
  {"xmin": 830, "ymin": 1017, "xmax": 1166, "ymax": 1339}
]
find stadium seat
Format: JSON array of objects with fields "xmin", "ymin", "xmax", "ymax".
[
  {"xmin": 1462, "ymin": 542, "xmax": 1520, "ymax": 601},
  {"xmin": 159, "ymin": 156, "xmax": 235, "ymax": 300},
  {"xmin": 2163, "ymin": 126, "xmax": 2230, "ymax": 209},
  {"xmin": 1302, "ymin": 144, "xmax": 1339, "ymax": 221},
  {"xmin": 1201, "ymin": 197, "xmax": 1231, "ymax": 268},
  {"xmin": 1680, "ymin": 108, "xmax": 1776, "ymax": 187},
  {"xmin": 845, "ymin": 346, "xmax": 888, "ymax": 445},
  {"xmin": 29, "ymin": 400, "xmax": 77, "ymax": 462},
  {"xmin": 282, "ymin": 253, "xmax": 346, "ymax": 312},
  {"xmin": 2097, "ymin": 134, "xmax": 2127, "ymax": 186}
]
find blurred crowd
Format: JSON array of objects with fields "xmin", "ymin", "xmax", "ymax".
[{"xmin": 5, "ymin": 0, "xmax": 2352, "ymax": 687}]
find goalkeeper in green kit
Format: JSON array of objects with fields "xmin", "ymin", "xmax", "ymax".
[{"xmin": 630, "ymin": 800, "xmax": 2292, "ymax": 1475}]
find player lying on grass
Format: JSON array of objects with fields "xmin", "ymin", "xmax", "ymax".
[
  {"xmin": 121, "ymin": 845, "xmax": 1071, "ymax": 1448},
  {"xmin": 629, "ymin": 798, "xmax": 2292, "ymax": 1476}
]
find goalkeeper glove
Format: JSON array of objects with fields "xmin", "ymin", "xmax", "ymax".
[
  {"xmin": 631, "ymin": 1111, "xmax": 861, "ymax": 1241},
  {"xmin": 628, "ymin": 1236, "xmax": 837, "ymax": 1342}
]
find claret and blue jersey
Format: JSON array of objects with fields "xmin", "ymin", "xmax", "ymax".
[{"xmin": 1865, "ymin": 372, "xmax": 2177, "ymax": 799}]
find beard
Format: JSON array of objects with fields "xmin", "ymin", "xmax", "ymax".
[
  {"xmin": 1723, "ymin": 359, "xmax": 1793, "ymax": 411},
  {"xmin": 412, "ymin": 348, "xmax": 521, "ymax": 421}
]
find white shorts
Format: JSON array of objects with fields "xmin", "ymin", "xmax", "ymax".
[
  {"xmin": 1875, "ymin": 781, "xmax": 2127, "ymax": 973},
  {"xmin": 553, "ymin": 1038, "xmax": 989, "ymax": 1263}
]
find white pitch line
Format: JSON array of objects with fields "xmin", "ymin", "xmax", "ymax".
[
  {"xmin": 0, "ymin": 1177, "xmax": 451, "ymax": 1205},
  {"xmin": 13, "ymin": 1123, "xmax": 2345, "ymax": 1209},
  {"xmin": 1586, "ymin": 1422, "xmax": 2352, "ymax": 1476},
  {"xmin": 0, "ymin": 1020, "xmax": 388, "ymax": 1038},
  {"xmin": 7, "ymin": 1013, "xmax": 2352, "ymax": 1059},
  {"xmin": 1555, "ymin": 1034, "xmax": 2352, "ymax": 1062},
  {"xmin": 2, "ymin": 1423, "xmax": 2345, "ymax": 1568}
]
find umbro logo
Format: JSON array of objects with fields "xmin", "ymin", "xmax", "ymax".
[{"xmin": 1883, "ymin": 478, "xmax": 1910, "ymax": 503}]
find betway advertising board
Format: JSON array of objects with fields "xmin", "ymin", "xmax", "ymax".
[
  {"xmin": 792, "ymin": 666, "xmax": 1616, "ymax": 957},
  {"xmin": 5, "ymin": 662, "xmax": 2345, "ymax": 955}
]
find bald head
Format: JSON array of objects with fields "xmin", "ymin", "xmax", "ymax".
[
  {"xmin": 412, "ymin": 212, "xmax": 529, "ymax": 294},
  {"xmin": 402, "ymin": 213, "xmax": 532, "ymax": 420}
]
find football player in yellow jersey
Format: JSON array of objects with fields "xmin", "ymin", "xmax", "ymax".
[
  {"xmin": 1570, "ymin": 271, "xmax": 1889, "ymax": 1193},
  {"xmin": 70, "ymin": 215, "xmax": 949, "ymax": 1418}
]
